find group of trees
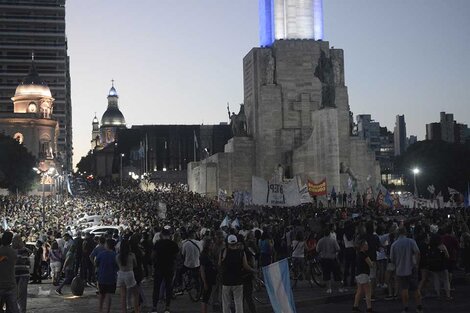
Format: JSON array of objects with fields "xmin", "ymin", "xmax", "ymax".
[
  {"xmin": 396, "ymin": 140, "xmax": 470, "ymax": 198},
  {"xmin": 0, "ymin": 133, "xmax": 36, "ymax": 192}
]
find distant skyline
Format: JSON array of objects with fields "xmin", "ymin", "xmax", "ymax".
[{"xmin": 67, "ymin": 0, "xmax": 470, "ymax": 168}]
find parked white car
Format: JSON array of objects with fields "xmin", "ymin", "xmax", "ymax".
[
  {"xmin": 82, "ymin": 225, "xmax": 125, "ymax": 237},
  {"xmin": 76, "ymin": 215, "xmax": 102, "ymax": 227}
]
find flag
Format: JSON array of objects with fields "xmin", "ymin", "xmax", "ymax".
[
  {"xmin": 465, "ymin": 184, "xmax": 470, "ymax": 208},
  {"xmin": 307, "ymin": 178, "xmax": 327, "ymax": 196},
  {"xmin": 366, "ymin": 187, "xmax": 373, "ymax": 201},
  {"xmin": 231, "ymin": 218, "xmax": 240, "ymax": 229},
  {"xmin": 65, "ymin": 175, "xmax": 73, "ymax": 196},
  {"xmin": 384, "ymin": 191, "xmax": 393, "ymax": 208},
  {"xmin": 262, "ymin": 259, "xmax": 297, "ymax": 313},
  {"xmin": 193, "ymin": 130, "xmax": 198, "ymax": 149},
  {"xmin": 218, "ymin": 188, "xmax": 227, "ymax": 202},
  {"xmin": 448, "ymin": 187, "xmax": 459, "ymax": 195},
  {"xmin": 219, "ymin": 216, "xmax": 230, "ymax": 228},
  {"xmin": 427, "ymin": 185, "xmax": 435, "ymax": 195},
  {"xmin": 376, "ymin": 190, "xmax": 384, "ymax": 207},
  {"xmin": 392, "ymin": 194, "xmax": 402, "ymax": 209}
]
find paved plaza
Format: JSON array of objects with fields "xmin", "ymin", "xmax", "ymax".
[{"xmin": 24, "ymin": 275, "xmax": 470, "ymax": 313}]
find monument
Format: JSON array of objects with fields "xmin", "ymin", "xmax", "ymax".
[{"xmin": 188, "ymin": 0, "xmax": 380, "ymax": 197}]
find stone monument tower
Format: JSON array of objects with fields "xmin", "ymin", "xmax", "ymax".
[{"xmin": 188, "ymin": 0, "xmax": 380, "ymax": 196}]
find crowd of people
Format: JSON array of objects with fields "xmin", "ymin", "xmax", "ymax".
[{"xmin": 0, "ymin": 180, "xmax": 469, "ymax": 313}]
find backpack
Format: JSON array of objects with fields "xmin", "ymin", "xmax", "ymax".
[{"xmin": 427, "ymin": 247, "xmax": 446, "ymax": 272}]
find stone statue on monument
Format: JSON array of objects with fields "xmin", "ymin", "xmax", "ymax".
[
  {"xmin": 227, "ymin": 103, "xmax": 248, "ymax": 137},
  {"xmin": 314, "ymin": 51, "xmax": 336, "ymax": 108}
]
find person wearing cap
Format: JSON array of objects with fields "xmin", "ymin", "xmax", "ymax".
[
  {"xmin": 219, "ymin": 234, "xmax": 256, "ymax": 313},
  {"xmin": 0, "ymin": 231, "xmax": 20, "ymax": 313}
]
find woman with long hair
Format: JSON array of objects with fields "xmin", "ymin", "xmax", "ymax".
[
  {"xmin": 353, "ymin": 239, "xmax": 374, "ymax": 313},
  {"xmin": 116, "ymin": 239, "xmax": 139, "ymax": 313}
]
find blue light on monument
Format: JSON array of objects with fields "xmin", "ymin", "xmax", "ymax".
[
  {"xmin": 313, "ymin": 0, "xmax": 324, "ymax": 40},
  {"xmin": 259, "ymin": 0, "xmax": 324, "ymax": 46},
  {"xmin": 259, "ymin": 0, "xmax": 275, "ymax": 47}
]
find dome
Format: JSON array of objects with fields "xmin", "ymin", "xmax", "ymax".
[
  {"xmin": 14, "ymin": 84, "xmax": 52, "ymax": 98},
  {"xmin": 13, "ymin": 61, "xmax": 52, "ymax": 98},
  {"xmin": 108, "ymin": 86, "xmax": 118, "ymax": 97},
  {"xmin": 101, "ymin": 107, "xmax": 126, "ymax": 126}
]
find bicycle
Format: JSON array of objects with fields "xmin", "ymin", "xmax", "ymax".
[
  {"xmin": 253, "ymin": 274, "xmax": 269, "ymax": 304},
  {"xmin": 307, "ymin": 255, "xmax": 326, "ymax": 288},
  {"xmin": 172, "ymin": 269, "xmax": 202, "ymax": 302}
]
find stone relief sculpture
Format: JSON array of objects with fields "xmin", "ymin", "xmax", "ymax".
[
  {"xmin": 340, "ymin": 162, "xmax": 358, "ymax": 189},
  {"xmin": 266, "ymin": 54, "xmax": 275, "ymax": 84},
  {"xmin": 314, "ymin": 51, "xmax": 336, "ymax": 108},
  {"xmin": 227, "ymin": 103, "xmax": 248, "ymax": 137}
]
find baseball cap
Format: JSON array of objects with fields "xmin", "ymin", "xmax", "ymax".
[{"xmin": 227, "ymin": 235, "xmax": 238, "ymax": 244}]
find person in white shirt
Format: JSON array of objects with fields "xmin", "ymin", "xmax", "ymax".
[{"xmin": 181, "ymin": 230, "xmax": 202, "ymax": 292}]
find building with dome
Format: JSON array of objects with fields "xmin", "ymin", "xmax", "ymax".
[
  {"xmin": 90, "ymin": 82, "xmax": 127, "ymax": 149},
  {"xmin": 87, "ymin": 82, "xmax": 127, "ymax": 178},
  {"xmin": 0, "ymin": 60, "xmax": 59, "ymax": 165}
]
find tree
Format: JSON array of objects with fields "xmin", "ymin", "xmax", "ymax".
[
  {"xmin": 76, "ymin": 151, "xmax": 94, "ymax": 175},
  {"xmin": 396, "ymin": 140, "xmax": 470, "ymax": 198},
  {"xmin": 0, "ymin": 133, "xmax": 37, "ymax": 192}
]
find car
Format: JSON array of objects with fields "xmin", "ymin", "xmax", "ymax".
[
  {"xmin": 76, "ymin": 215, "xmax": 102, "ymax": 227},
  {"xmin": 82, "ymin": 225, "xmax": 123, "ymax": 237}
]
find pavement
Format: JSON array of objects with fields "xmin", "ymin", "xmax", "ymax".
[{"xmin": 23, "ymin": 274, "xmax": 470, "ymax": 313}]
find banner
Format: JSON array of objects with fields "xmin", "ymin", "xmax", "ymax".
[
  {"xmin": 307, "ymin": 178, "xmax": 327, "ymax": 196},
  {"xmin": 252, "ymin": 176, "xmax": 302, "ymax": 207}
]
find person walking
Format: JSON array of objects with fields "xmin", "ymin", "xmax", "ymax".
[
  {"xmin": 95, "ymin": 239, "xmax": 119, "ymax": 313},
  {"xmin": 0, "ymin": 231, "xmax": 20, "ymax": 313},
  {"xmin": 12, "ymin": 235, "xmax": 30, "ymax": 313},
  {"xmin": 352, "ymin": 239, "xmax": 374, "ymax": 313},
  {"xmin": 390, "ymin": 227, "xmax": 423, "ymax": 313},
  {"xmin": 151, "ymin": 228, "xmax": 179, "ymax": 313},
  {"xmin": 316, "ymin": 228, "xmax": 344, "ymax": 293},
  {"xmin": 49, "ymin": 241, "xmax": 62, "ymax": 286},
  {"xmin": 55, "ymin": 241, "xmax": 76, "ymax": 295}
]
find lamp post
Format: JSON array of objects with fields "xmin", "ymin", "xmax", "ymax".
[
  {"xmin": 412, "ymin": 168, "xmax": 420, "ymax": 197},
  {"xmin": 33, "ymin": 166, "xmax": 55, "ymax": 227},
  {"xmin": 120, "ymin": 153, "xmax": 125, "ymax": 187}
]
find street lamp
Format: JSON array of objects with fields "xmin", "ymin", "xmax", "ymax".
[
  {"xmin": 120, "ymin": 153, "xmax": 125, "ymax": 187},
  {"xmin": 33, "ymin": 166, "xmax": 56, "ymax": 227},
  {"xmin": 412, "ymin": 168, "xmax": 420, "ymax": 197}
]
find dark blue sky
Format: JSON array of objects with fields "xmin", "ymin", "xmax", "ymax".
[{"xmin": 67, "ymin": 0, "xmax": 470, "ymax": 165}]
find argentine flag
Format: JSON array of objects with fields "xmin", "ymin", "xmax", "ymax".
[{"xmin": 262, "ymin": 259, "xmax": 297, "ymax": 313}]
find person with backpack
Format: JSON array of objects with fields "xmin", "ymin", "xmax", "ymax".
[{"xmin": 427, "ymin": 234, "xmax": 452, "ymax": 300}]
